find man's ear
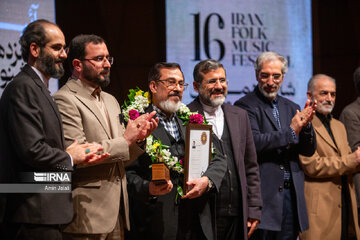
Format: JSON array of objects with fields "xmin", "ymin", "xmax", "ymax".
[
  {"xmin": 29, "ymin": 43, "xmax": 40, "ymax": 58},
  {"xmin": 73, "ymin": 59, "xmax": 82, "ymax": 72},
  {"xmin": 193, "ymin": 81, "xmax": 200, "ymax": 93},
  {"xmin": 306, "ymin": 91, "xmax": 313, "ymax": 101},
  {"xmin": 149, "ymin": 81, "xmax": 157, "ymax": 94}
]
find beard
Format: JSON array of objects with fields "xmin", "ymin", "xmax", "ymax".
[
  {"xmin": 37, "ymin": 50, "xmax": 65, "ymax": 79},
  {"xmin": 199, "ymin": 87, "xmax": 227, "ymax": 107},
  {"xmin": 258, "ymin": 83, "xmax": 281, "ymax": 100},
  {"xmin": 317, "ymin": 100, "xmax": 334, "ymax": 115},
  {"xmin": 159, "ymin": 99, "xmax": 181, "ymax": 114},
  {"xmin": 82, "ymin": 63, "xmax": 111, "ymax": 89}
]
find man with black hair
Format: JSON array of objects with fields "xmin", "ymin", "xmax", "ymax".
[
  {"xmin": 0, "ymin": 20, "xmax": 106, "ymax": 240},
  {"xmin": 188, "ymin": 59, "xmax": 262, "ymax": 240},
  {"xmin": 54, "ymin": 34, "xmax": 158, "ymax": 240}
]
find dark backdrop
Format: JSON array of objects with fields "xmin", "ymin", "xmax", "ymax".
[{"xmin": 56, "ymin": 0, "xmax": 360, "ymax": 118}]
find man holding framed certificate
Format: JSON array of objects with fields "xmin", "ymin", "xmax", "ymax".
[
  {"xmin": 188, "ymin": 59, "xmax": 262, "ymax": 240},
  {"xmin": 126, "ymin": 62, "xmax": 226, "ymax": 240}
]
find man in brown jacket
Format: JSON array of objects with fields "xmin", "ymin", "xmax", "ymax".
[
  {"xmin": 54, "ymin": 34, "xmax": 158, "ymax": 240},
  {"xmin": 299, "ymin": 74, "xmax": 360, "ymax": 240}
]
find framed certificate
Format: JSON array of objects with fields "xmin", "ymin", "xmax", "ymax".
[{"xmin": 183, "ymin": 123, "xmax": 212, "ymax": 194}]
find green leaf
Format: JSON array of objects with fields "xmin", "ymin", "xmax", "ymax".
[{"xmin": 177, "ymin": 185, "xmax": 184, "ymax": 197}]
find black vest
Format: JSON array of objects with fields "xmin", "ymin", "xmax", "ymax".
[{"xmin": 216, "ymin": 119, "xmax": 242, "ymax": 216}]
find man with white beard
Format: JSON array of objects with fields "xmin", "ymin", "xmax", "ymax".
[
  {"xmin": 298, "ymin": 74, "xmax": 360, "ymax": 240},
  {"xmin": 126, "ymin": 62, "xmax": 227, "ymax": 240},
  {"xmin": 187, "ymin": 59, "xmax": 262, "ymax": 240}
]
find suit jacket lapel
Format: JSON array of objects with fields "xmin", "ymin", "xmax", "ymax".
[
  {"xmin": 278, "ymin": 98, "xmax": 291, "ymax": 128},
  {"xmin": 313, "ymin": 115, "xmax": 338, "ymax": 151},
  {"xmin": 264, "ymin": 104, "xmax": 280, "ymax": 130},
  {"xmin": 23, "ymin": 65, "xmax": 66, "ymax": 147},
  {"xmin": 66, "ymin": 78, "xmax": 111, "ymax": 138},
  {"xmin": 223, "ymin": 104, "xmax": 241, "ymax": 165},
  {"xmin": 103, "ymin": 94, "xmax": 120, "ymax": 138}
]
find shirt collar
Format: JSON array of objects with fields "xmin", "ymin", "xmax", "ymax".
[
  {"xmin": 75, "ymin": 78, "xmax": 101, "ymax": 100},
  {"xmin": 316, "ymin": 111, "xmax": 332, "ymax": 123},
  {"xmin": 199, "ymin": 99, "xmax": 222, "ymax": 116},
  {"xmin": 31, "ymin": 66, "xmax": 48, "ymax": 88}
]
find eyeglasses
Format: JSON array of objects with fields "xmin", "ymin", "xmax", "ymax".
[
  {"xmin": 82, "ymin": 56, "xmax": 114, "ymax": 65},
  {"xmin": 204, "ymin": 78, "xmax": 227, "ymax": 87},
  {"xmin": 157, "ymin": 79, "xmax": 189, "ymax": 90},
  {"xmin": 259, "ymin": 72, "xmax": 283, "ymax": 83}
]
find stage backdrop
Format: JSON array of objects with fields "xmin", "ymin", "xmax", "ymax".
[
  {"xmin": 0, "ymin": 0, "xmax": 57, "ymax": 97},
  {"xmin": 166, "ymin": 0, "xmax": 312, "ymax": 106}
]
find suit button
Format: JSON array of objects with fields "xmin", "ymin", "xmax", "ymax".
[
  {"xmin": 228, "ymin": 170, "xmax": 232, "ymax": 175},
  {"xmin": 230, "ymin": 187, "xmax": 234, "ymax": 192},
  {"xmin": 280, "ymin": 165, "xmax": 284, "ymax": 170},
  {"xmin": 279, "ymin": 186, "xmax": 283, "ymax": 192}
]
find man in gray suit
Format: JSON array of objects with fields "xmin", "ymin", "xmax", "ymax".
[
  {"xmin": 187, "ymin": 59, "xmax": 262, "ymax": 240},
  {"xmin": 340, "ymin": 66, "xmax": 360, "ymax": 223}
]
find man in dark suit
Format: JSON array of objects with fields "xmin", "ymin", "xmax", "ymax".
[
  {"xmin": 234, "ymin": 51, "xmax": 316, "ymax": 240},
  {"xmin": 187, "ymin": 59, "xmax": 262, "ymax": 240},
  {"xmin": 0, "ymin": 19, "xmax": 106, "ymax": 240},
  {"xmin": 340, "ymin": 67, "xmax": 360, "ymax": 221},
  {"xmin": 126, "ymin": 62, "xmax": 227, "ymax": 240}
]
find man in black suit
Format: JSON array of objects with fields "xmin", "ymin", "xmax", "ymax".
[
  {"xmin": 126, "ymin": 62, "xmax": 227, "ymax": 240},
  {"xmin": 187, "ymin": 59, "xmax": 262, "ymax": 240},
  {"xmin": 0, "ymin": 19, "xmax": 107, "ymax": 240},
  {"xmin": 234, "ymin": 52, "xmax": 316, "ymax": 240}
]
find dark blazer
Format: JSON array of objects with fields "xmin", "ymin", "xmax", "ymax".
[
  {"xmin": 340, "ymin": 97, "xmax": 360, "ymax": 207},
  {"xmin": 234, "ymin": 86, "xmax": 315, "ymax": 232},
  {"xmin": 188, "ymin": 97, "xmax": 262, "ymax": 240},
  {"xmin": 0, "ymin": 65, "xmax": 73, "ymax": 224},
  {"xmin": 126, "ymin": 105, "xmax": 227, "ymax": 240}
]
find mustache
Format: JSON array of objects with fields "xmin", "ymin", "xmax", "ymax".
[
  {"xmin": 101, "ymin": 69, "xmax": 110, "ymax": 75},
  {"xmin": 168, "ymin": 92, "xmax": 181, "ymax": 98},
  {"xmin": 210, "ymin": 89, "xmax": 225, "ymax": 95},
  {"xmin": 265, "ymin": 84, "xmax": 278, "ymax": 88},
  {"xmin": 55, "ymin": 59, "xmax": 64, "ymax": 64},
  {"xmin": 320, "ymin": 100, "xmax": 334, "ymax": 106}
]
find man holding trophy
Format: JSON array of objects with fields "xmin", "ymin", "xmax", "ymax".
[{"xmin": 126, "ymin": 62, "xmax": 226, "ymax": 240}]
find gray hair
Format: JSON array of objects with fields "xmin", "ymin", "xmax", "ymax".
[
  {"xmin": 193, "ymin": 59, "xmax": 225, "ymax": 83},
  {"xmin": 307, "ymin": 74, "xmax": 336, "ymax": 93},
  {"xmin": 254, "ymin": 51, "xmax": 288, "ymax": 74}
]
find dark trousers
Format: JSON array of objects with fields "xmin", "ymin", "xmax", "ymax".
[
  {"xmin": 250, "ymin": 188, "xmax": 299, "ymax": 240},
  {"xmin": 216, "ymin": 216, "xmax": 242, "ymax": 240},
  {"xmin": 2, "ymin": 222, "xmax": 62, "ymax": 240}
]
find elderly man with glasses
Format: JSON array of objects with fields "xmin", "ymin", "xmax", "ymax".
[
  {"xmin": 126, "ymin": 62, "xmax": 227, "ymax": 240},
  {"xmin": 234, "ymin": 52, "xmax": 317, "ymax": 240},
  {"xmin": 54, "ymin": 34, "xmax": 158, "ymax": 240}
]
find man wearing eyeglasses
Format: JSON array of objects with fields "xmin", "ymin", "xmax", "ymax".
[
  {"xmin": 234, "ymin": 51, "xmax": 317, "ymax": 240},
  {"xmin": 0, "ymin": 21, "xmax": 108, "ymax": 240},
  {"xmin": 54, "ymin": 34, "xmax": 158, "ymax": 240},
  {"xmin": 187, "ymin": 59, "xmax": 262, "ymax": 240},
  {"xmin": 126, "ymin": 62, "xmax": 227, "ymax": 240}
]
